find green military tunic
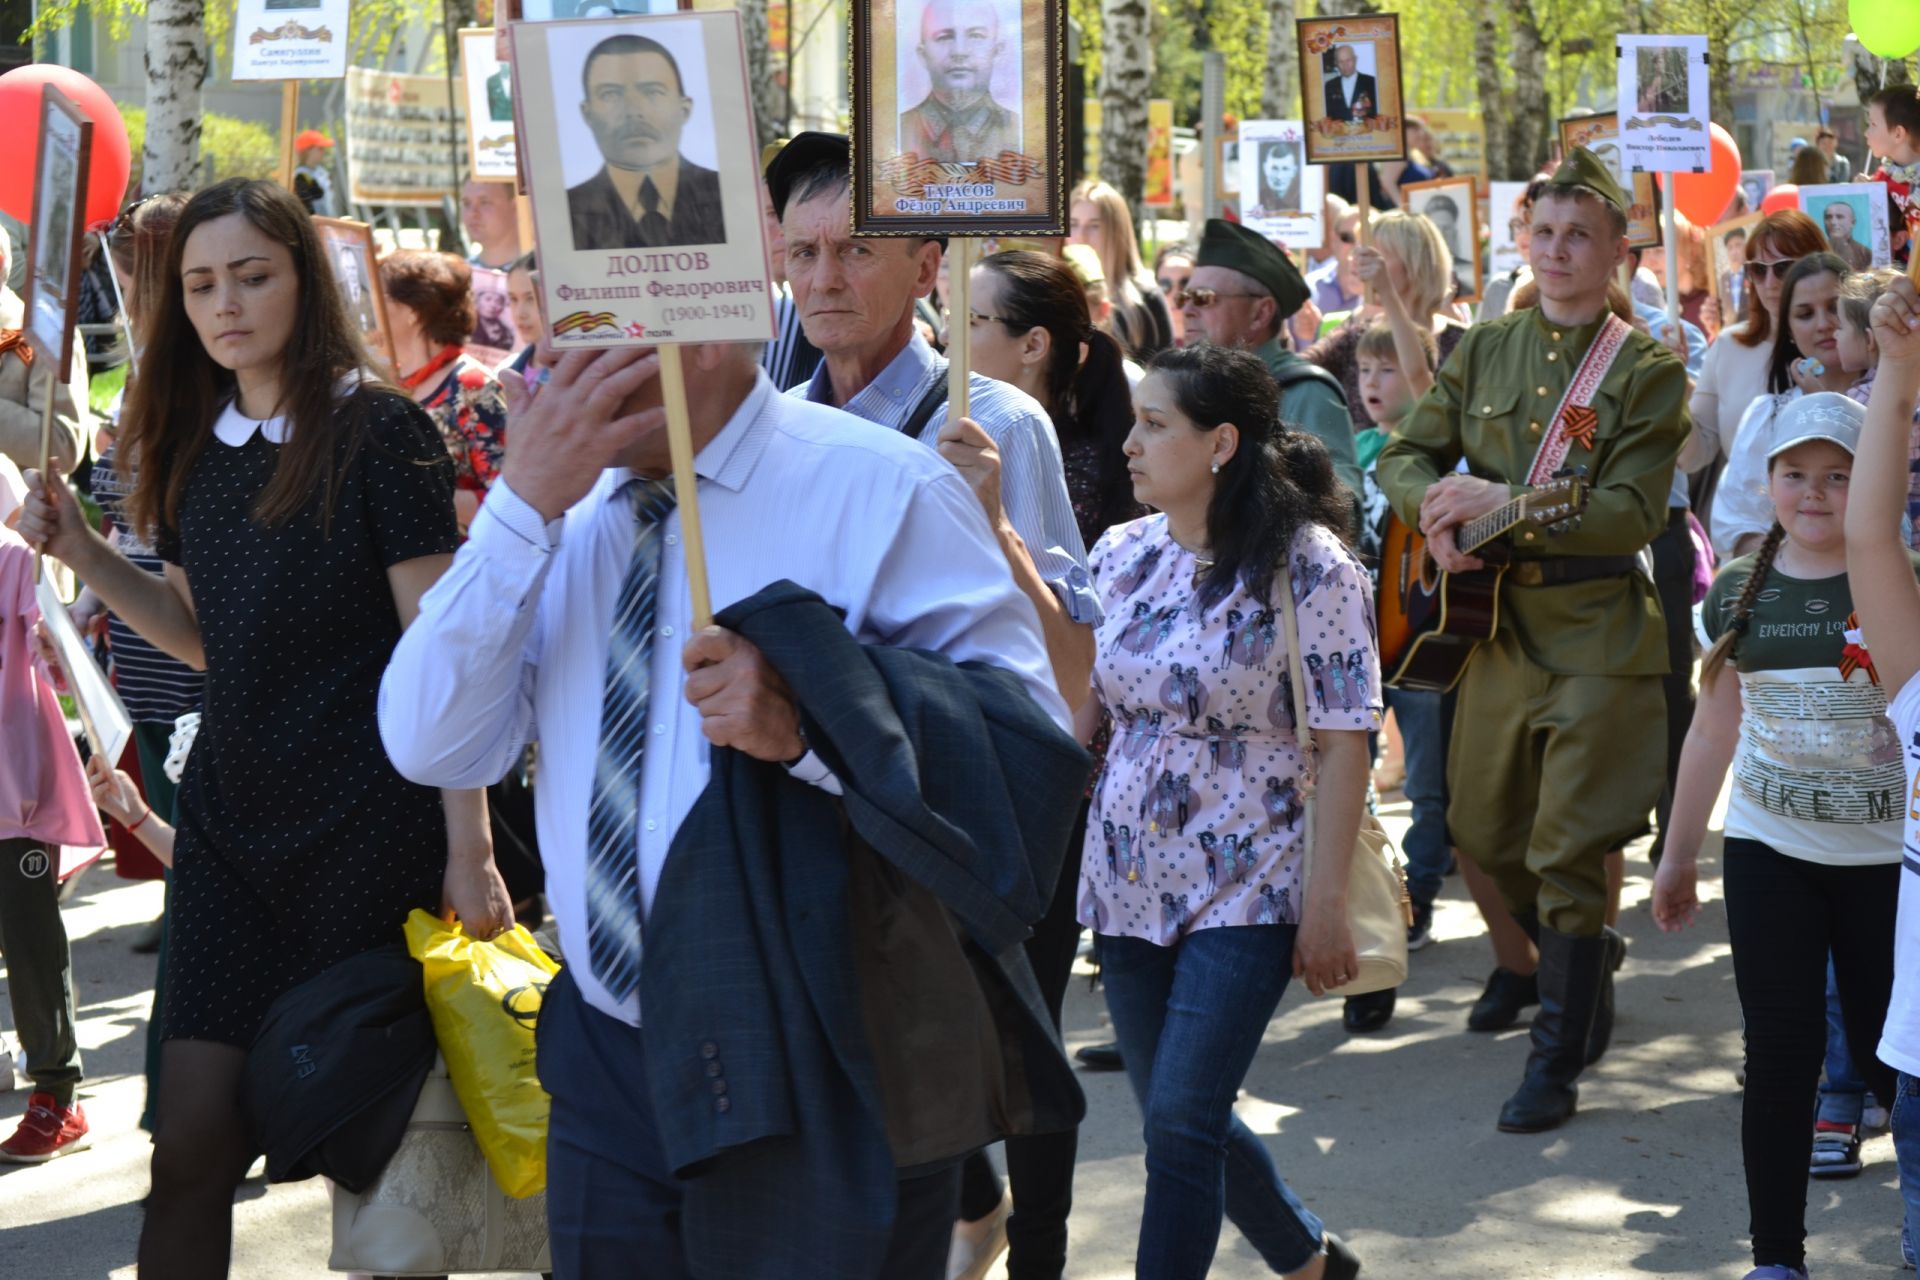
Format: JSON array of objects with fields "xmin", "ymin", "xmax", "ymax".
[
  {"xmin": 1375, "ymin": 306, "xmax": 1690, "ymax": 934},
  {"xmin": 1256, "ymin": 337, "xmax": 1364, "ymax": 508}
]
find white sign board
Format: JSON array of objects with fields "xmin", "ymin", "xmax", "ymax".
[
  {"xmin": 1616, "ymin": 34, "xmax": 1710, "ymax": 174},
  {"xmin": 35, "ymin": 576, "xmax": 133, "ymax": 769},
  {"xmin": 460, "ymin": 28, "xmax": 518, "ymax": 182},
  {"xmin": 1486, "ymin": 180, "xmax": 1530, "ymax": 279},
  {"xmin": 1798, "ymin": 182, "xmax": 1893, "ymax": 269},
  {"xmin": 1236, "ymin": 120, "xmax": 1324, "ymax": 251},
  {"xmin": 232, "ymin": 0, "xmax": 351, "ymax": 81}
]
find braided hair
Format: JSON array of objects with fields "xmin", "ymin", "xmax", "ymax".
[{"xmin": 1700, "ymin": 522, "xmax": 1787, "ymax": 686}]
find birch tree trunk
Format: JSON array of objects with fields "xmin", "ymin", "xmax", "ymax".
[
  {"xmin": 738, "ymin": 0, "xmax": 786, "ymax": 147},
  {"xmin": 143, "ymin": 0, "xmax": 207, "ymax": 195},
  {"xmin": 1099, "ymin": 0, "xmax": 1150, "ymax": 209},
  {"xmin": 1261, "ymin": 0, "xmax": 1296, "ymax": 121},
  {"xmin": 1506, "ymin": 0, "xmax": 1548, "ymax": 179},
  {"xmin": 1474, "ymin": 6, "xmax": 1507, "ymax": 179}
]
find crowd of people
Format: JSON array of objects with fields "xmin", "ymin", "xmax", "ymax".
[{"xmin": 7, "ymin": 79, "xmax": 1920, "ymax": 1280}]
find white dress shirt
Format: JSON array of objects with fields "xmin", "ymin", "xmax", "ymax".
[{"xmin": 379, "ymin": 371, "xmax": 1066, "ymax": 1026}]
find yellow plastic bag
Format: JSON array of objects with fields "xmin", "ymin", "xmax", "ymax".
[{"xmin": 403, "ymin": 908, "xmax": 560, "ymax": 1198}]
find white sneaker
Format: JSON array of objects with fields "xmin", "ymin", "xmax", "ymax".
[
  {"xmin": 1865, "ymin": 1100, "xmax": 1891, "ymax": 1132},
  {"xmin": 946, "ymin": 1190, "xmax": 1011, "ymax": 1280},
  {"xmin": 0, "ymin": 1040, "xmax": 18, "ymax": 1093}
]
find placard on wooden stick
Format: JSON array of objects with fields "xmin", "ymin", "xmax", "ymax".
[
  {"xmin": 1400, "ymin": 174, "xmax": 1481, "ymax": 305},
  {"xmin": 24, "ymin": 87, "xmax": 93, "ymax": 378},
  {"xmin": 1237, "ymin": 120, "xmax": 1323, "ymax": 251},
  {"xmin": 314, "ymin": 216, "xmax": 398, "ymax": 369},
  {"xmin": 1296, "ymin": 14, "xmax": 1405, "ymax": 168}
]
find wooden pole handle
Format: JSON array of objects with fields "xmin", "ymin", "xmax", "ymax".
[{"xmin": 658, "ymin": 345, "xmax": 713, "ymax": 628}]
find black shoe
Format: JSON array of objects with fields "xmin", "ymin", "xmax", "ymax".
[
  {"xmin": 1585, "ymin": 926, "xmax": 1625, "ymax": 1066},
  {"xmin": 1343, "ymin": 987, "xmax": 1396, "ymax": 1033},
  {"xmin": 1497, "ymin": 928, "xmax": 1610, "ymax": 1134},
  {"xmin": 1322, "ymin": 1232, "xmax": 1362, "ymax": 1279},
  {"xmin": 1467, "ymin": 967, "xmax": 1538, "ymax": 1032},
  {"xmin": 1075, "ymin": 1041, "xmax": 1124, "ymax": 1071}
]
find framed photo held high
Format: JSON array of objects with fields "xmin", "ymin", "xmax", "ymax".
[
  {"xmin": 1798, "ymin": 182, "xmax": 1891, "ymax": 269},
  {"xmin": 510, "ymin": 10, "xmax": 773, "ymax": 346},
  {"xmin": 231, "ymin": 0, "xmax": 351, "ymax": 80},
  {"xmin": 1707, "ymin": 211, "xmax": 1760, "ymax": 328},
  {"xmin": 1296, "ymin": 14, "xmax": 1404, "ymax": 166},
  {"xmin": 314, "ymin": 217, "xmax": 396, "ymax": 368},
  {"xmin": 850, "ymin": 0, "xmax": 1068, "ymax": 237},
  {"xmin": 461, "ymin": 28, "xmax": 519, "ymax": 181},
  {"xmin": 1557, "ymin": 112, "xmax": 1661, "ymax": 248},
  {"xmin": 1615, "ymin": 33, "xmax": 1709, "ymax": 173},
  {"xmin": 1401, "ymin": 174, "xmax": 1481, "ymax": 305},
  {"xmin": 24, "ymin": 86, "xmax": 93, "ymax": 375},
  {"xmin": 1486, "ymin": 179, "xmax": 1531, "ymax": 279},
  {"xmin": 1236, "ymin": 120, "xmax": 1324, "ymax": 251}
]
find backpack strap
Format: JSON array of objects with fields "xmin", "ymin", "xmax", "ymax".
[
  {"xmin": 1271, "ymin": 359, "xmax": 1349, "ymax": 406},
  {"xmin": 899, "ymin": 380, "xmax": 949, "ymax": 440}
]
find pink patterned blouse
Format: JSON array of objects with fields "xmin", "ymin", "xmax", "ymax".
[{"xmin": 1079, "ymin": 515, "xmax": 1381, "ymax": 943}]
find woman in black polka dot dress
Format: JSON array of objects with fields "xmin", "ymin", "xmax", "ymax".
[{"xmin": 17, "ymin": 179, "xmax": 514, "ymax": 1275}]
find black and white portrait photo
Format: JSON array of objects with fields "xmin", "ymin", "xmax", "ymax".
[
  {"xmin": 26, "ymin": 88, "xmax": 91, "ymax": 369},
  {"xmin": 1403, "ymin": 176, "xmax": 1480, "ymax": 304},
  {"xmin": 1634, "ymin": 45, "xmax": 1689, "ymax": 116},
  {"xmin": 1251, "ymin": 139, "xmax": 1302, "ymax": 216},
  {"xmin": 895, "ymin": 0, "xmax": 1022, "ymax": 165}
]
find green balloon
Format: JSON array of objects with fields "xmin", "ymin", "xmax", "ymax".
[{"xmin": 1853, "ymin": 0, "xmax": 1920, "ymax": 59}]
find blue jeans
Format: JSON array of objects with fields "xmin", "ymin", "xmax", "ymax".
[
  {"xmin": 1893, "ymin": 1073, "xmax": 1920, "ymax": 1258},
  {"xmin": 1819, "ymin": 955, "xmax": 1870, "ymax": 1126},
  {"xmin": 1101, "ymin": 926, "xmax": 1326, "ymax": 1277},
  {"xmin": 1385, "ymin": 686, "xmax": 1450, "ymax": 910}
]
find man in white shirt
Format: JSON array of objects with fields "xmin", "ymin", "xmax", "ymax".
[
  {"xmin": 377, "ymin": 340, "xmax": 1066, "ymax": 1278},
  {"xmin": 1324, "ymin": 45, "xmax": 1377, "ymax": 123}
]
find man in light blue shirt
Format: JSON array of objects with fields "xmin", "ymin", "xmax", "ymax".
[{"xmin": 768, "ymin": 132, "xmax": 1098, "ymax": 701}]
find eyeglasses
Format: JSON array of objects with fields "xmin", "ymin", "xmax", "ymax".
[
  {"xmin": 1745, "ymin": 258, "xmax": 1797, "ymax": 281},
  {"xmin": 1176, "ymin": 286, "xmax": 1265, "ymax": 309}
]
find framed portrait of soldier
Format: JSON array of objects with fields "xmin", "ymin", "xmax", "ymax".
[
  {"xmin": 24, "ymin": 87, "xmax": 93, "ymax": 372},
  {"xmin": 1402, "ymin": 175, "xmax": 1480, "ymax": 305},
  {"xmin": 510, "ymin": 11, "xmax": 773, "ymax": 346},
  {"xmin": 1295, "ymin": 14, "xmax": 1404, "ymax": 166},
  {"xmin": 461, "ymin": 28, "xmax": 518, "ymax": 180},
  {"xmin": 1237, "ymin": 120, "xmax": 1323, "ymax": 251},
  {"xmin": 1558, "ymin": 112, "xmax": 1662, "ymax": 249},
  {"xmin": 314, "ymin": 217, "xmax": 396, "ymax": 368},
  {"xmin": 851, "ymin": 0, "xmax": 1067, "ymax": 237},
  {"xmin": 1799, "ymin": 182, "xmax": 1891, "ymax": 269},
  {"xmin": 1708, "ymin": 211, "xmax": 1759, "ymax": 325},
  {"xmin": 1616, "ymin": 33, "xmax": 1708, "ymax": 173}
]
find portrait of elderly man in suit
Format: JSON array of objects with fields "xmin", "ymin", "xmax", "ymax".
[
  {"xmin": 567, "ymin": 33, "xmax": 727, "ymax": 251},
  {"xmin": 1323, "ymin": 44, "xmax": 1378, "ymax": 123},
  {"xmin": 898, "ymin": 0, "xmax": 1022, "ymax": 165}
]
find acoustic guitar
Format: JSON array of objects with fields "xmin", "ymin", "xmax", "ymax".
[{"xmin": 1377, "ymin": 474, "xmax": 1591, "ymax": 692}]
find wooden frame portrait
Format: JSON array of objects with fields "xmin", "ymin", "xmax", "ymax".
[
  {"xmin": 1401, "ymin": 174, "xmax": 1481, "ymax": 305},
  {"xmin": 1558, "ymin": 112, "xmax": 1661, "ymax": 248},
  {"xmin": 1215, "ymin": 131, "xmax": 1239, "ymax": 203},
  {"xmin": 511, "ymin": 11, "xmax": 774, "ymax": 346},
  {"xmin": 1296, "ymin": 14, "xmax": 1404, "ymax": 166},
  {"xmin": 24, "ymin": 86, "xmax": 93, "ymax": 373},
  {"xmin": 1707, "ymin": 212, "xmax": 1760, "ymax": 329},
  {"xmin": 850, "ymin": 0, "xmax": 1068, "ymax": 237},
  {"xmin": 461, "ymin": 28, "xmax": 519, "ymax": 180},
  {"xmin": 1799, "ymin": 182, "xmax": 1892, "ymax": 269},
  {"xmin": 1237, "ymin": 119, "xmax": 1324, "ymax": 250},
  {"xmin": 314, "ymin": 217, "xmax": 395, "ymax": 368}
]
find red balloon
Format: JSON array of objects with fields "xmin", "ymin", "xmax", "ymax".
[
  {"xmin": 0, "ymin": 65, "xmax": 132, "ymax": 234},
  {"xmin": 1761, "ymin": 183, "xmax": 1800, "ymax": 215},
  {"xmin": 1660, "ymin": 123, "xmax": 1743, "ymax": 227}
]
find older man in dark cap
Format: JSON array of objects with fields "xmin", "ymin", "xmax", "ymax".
[
  {"xmin": 1181, "ymin": 217, "xmax": 1361, "ymax": 501},
  {"xmin": 1377, "ymin": 148, "xmax": 1689, "ymax": 1135}
]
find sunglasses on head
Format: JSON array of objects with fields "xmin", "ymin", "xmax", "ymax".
[
  {"xmin": 1745, "ymin": 258, "xmax": 1796, "ymax": 281},
  {"xmin": 1176, "ymin": 286, "xmax": 1264, "ymax": 309}
]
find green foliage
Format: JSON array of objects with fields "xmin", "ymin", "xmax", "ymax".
[
  {"xmin": 1142, "ymin": 0, "xmax": 1266, "ymax": 128},
  {"xmin": 31, "ymin": 0, "xmax": 428, "ymax": 74},
  {"xmin": 118, "ymin": 104, "xmax": 280, "ymax": 188}
]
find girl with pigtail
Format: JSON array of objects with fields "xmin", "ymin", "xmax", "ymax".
[{"xmin": 1653, "ymin": 390, "xmax": 1919, "ymax": 1280}]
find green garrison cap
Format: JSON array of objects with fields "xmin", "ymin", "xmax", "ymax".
[
  {"xmin": 1194, "ymin": 218, "xmax": 1309, "ymax": 318},
  {"xmin": 1545, "ymin": 146, "xmax": 1629, "ymax": 216}
]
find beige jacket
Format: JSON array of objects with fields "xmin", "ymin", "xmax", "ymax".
[{"xmin": 0, "ymin": 287, "xmax": 89, "ymax": 476}]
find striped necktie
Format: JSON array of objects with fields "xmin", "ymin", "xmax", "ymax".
[{"xmin": 583, "ymin": 477, "xmax": 678, "ymax": 1003}]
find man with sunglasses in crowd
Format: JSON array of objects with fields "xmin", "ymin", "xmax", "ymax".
[{"xmin": 1179, "ymin": 217, "xmax": 1361, "ymax": 501}]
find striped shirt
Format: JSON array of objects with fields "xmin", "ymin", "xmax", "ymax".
[
  {"xmin": 792, "ymin": 333, "xmax": 1101, "ymax": 625},
  {"xmin": 760, "ymin": 282, "xmax": 822, "ymax": 393},
  {"xmin": 91, "ymin": 449, "xmax": 206, "ymax": 723}
]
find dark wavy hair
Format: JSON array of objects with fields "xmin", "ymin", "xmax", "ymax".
[
  {"xmin": 118, "ymin": 178, "xmax": 383, "ymax": 540},
  {"xmin": 976, "ymin": 250, "xmax": 1137, "ymax": 534},
  {"xmin": 1766, "ymin": 252, "xmax": 1850, "ymax": 393},
  {"xmin": 1147, "ymin": 343, "xmax": 1354, "ymax": 609}
]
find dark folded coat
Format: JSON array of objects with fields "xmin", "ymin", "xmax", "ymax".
[{"xmin": 638, "ymin": 580, "xmax": 1089, "ymax": 1279}]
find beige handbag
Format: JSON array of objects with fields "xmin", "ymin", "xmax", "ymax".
[
  {"xmin": 328, "ymin": 1054, "xmax": 551, "ymax": 1276},
  {"xmin": 1276, "ymin": 568, "xmax": 1411, "ymax": 997}
]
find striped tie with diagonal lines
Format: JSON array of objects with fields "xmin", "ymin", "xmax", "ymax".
[{"xmin": 583, "ymin": 477, "xmax": 678, "ymax": 1003}]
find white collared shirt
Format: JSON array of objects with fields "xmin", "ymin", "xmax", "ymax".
[
  {"xmin": 378, "ymin": 371, "xmax": 1065, "ymax": 1026},
  {"xmin": 212, "ymin": 400, "xmax": 292, "ymax": 446},
  {"xmin": 1340, "ymin": 73, "xmax": 1359, "ymax": 104}
]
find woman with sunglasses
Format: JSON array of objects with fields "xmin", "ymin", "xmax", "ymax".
[{"xmin": 1154, "ymin": 244, "xmax": 1194, "ymax": 347}]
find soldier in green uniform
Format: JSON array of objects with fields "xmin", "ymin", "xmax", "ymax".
[
  {"xmin": 1184, "ymin": 218, "xmax": 1362, "ymax": 503},
  {"xmin": 1376, "ymin": 149, "xmax": 1688, "ymax": 1133}
]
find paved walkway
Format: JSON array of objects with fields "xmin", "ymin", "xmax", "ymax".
[{"xmin": 1, "ymin": 794, "xmax": 1906, "ymax": 1277}]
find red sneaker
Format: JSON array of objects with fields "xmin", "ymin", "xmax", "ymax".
[{"xmin": 0, "ymin": 1092, "xmax": 90, "ymax": 1163}]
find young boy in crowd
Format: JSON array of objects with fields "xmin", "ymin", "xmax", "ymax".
[{"xmin": 1867, "ymin": 86, "xmax": 1920, "ymax": 265}]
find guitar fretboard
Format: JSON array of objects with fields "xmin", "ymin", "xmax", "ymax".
[{"xmin": 1459, "ymin": 497, "xmax": 1531, "ymax": 554}]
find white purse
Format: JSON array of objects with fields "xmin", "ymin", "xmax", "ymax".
[{"xmin": 328, "ymin": 1055, "xmax": 551, "ymax": 1276}]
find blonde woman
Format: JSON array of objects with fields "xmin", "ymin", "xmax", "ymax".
[
  {"xmin": 1303, "ymin": 209, "xmax": 1469, "ymax": 431},
  {"xmin": 1068, "ymin": 180, "xmax": 1174, "ymax": 359}
]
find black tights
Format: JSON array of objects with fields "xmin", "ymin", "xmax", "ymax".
[
  {"xmin": 139, "ymin": 1040, "xmax": 253, "ymax": 1278},
  {"xmin": 1724, "ymin": 839, "xmax": 1899, "ymax": 1269}
]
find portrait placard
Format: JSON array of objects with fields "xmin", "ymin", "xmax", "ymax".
[
  {"xmin": 1296, "ymin": 14, "xmax": 1404, "ymax": 166},
  {"xmin": 468, "ymin": 265, "xmax": 517, "ymax": 364},
  {"xmin": 1739, "ymin": 168, "xmax": 1774, "ymax": 213},
  {"xmin": 851, "ymin": 0, "xmax": 1067, "ymax": 237},
  {"xmin": 1707, "ymin": 211, "xmax": 1759, "ymax": 326},
  {"xmin": 345, "ymin": 68, "xmax": 461, "ymax": 205},
  {"xmin": 314, "ymin": 217, "xmax": 396, "ymax": 368},
  {"xmin": 1418, "ymin": 107, "xmax": 1484, "ymax": 176},
  {"xmin": 512, "ymin": 11, "xmax": 773, "ymax": 346},
  {"xmin": 1237, "ymin": 120, "xmax": 1324, "ymax": 251},
  {"xmin": 232, "ymin": 0, "xmax": 351, "ymax": 80},
  {"xmin": 24, "ymin": 87, "xmax": 92, "ymax": 373},
  {"xmin": 1486, "ymin": 179, "xmax": 1531, "ymax": 279},
  {"xmin": 1144, "ymin": 99, "xmax": 1174, "ymax": 208},
  {"xmin": 35, "ymin": 577, "xmax": 132, "ymax": 770},
  {"xmin": 1798, "ymin": 182, "xmax": 1891, "ymax": 269},
  {"xmin": 461, "ymin": 28, "xmax": 518, "ymax": 180},
  {"xmin": 1402, "ymin": 174, "xmax": 1480, "ymax": 304},
  {"xmin": 1216, "ymin": 132, "xmax": 1239, "ymax": 202},
  {"xmin": 1616, "ymin": 34, "xmax": 1709, "ymax": 173},
  {"xmin": 508, "ymin": 0, "xmax": 680, "ymax": 18},
  {"xmin": 1558, "ymin": 113, "xmax": 1661, "ymax": 248}
]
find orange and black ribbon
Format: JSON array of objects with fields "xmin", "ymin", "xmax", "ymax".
[
  {"xmin": 1840, "ymin": 611, "xmax": 1879, "ymax": 685},
  {"xmin": 1562, "ymin": 404, "xmax": 1600, "ymax": 451},
  {"xmin": 0, "ymin": 330, "xmax": 35, "ymax": 368}
]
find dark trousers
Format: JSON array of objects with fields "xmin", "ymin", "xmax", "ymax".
[
  {"xmin": 1724, "ymin": 838, "xmax": 1899, "ymax": 1269},
  {"xmin": 0, "ymin": 839, "xmax": 81, "ymax": 1104},
  {"xmin": 1648, "ymin": 510, "xmax": 1697, "ymax": 865},
  {"xmin": 957, "ymin": 802, "xmax": 1088, "ymax": 1279},
  {"xmin": 539, "ymin": 968, "xmax": 958, "ymax": 1280}
]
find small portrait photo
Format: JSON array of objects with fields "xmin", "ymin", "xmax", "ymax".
[
  {"xmin": 1402, "ymin": 175, "xmax": 1480, "ymax": 303},
  {"xmin": 1798, "ymin": 182, "xmax": 1891, "ymax": 269},
  {"xmin": 1708, "ymin": 212, "xmax": 1759, "ymax": 323},
  {"xmin": 1634, "ymin": 45, "xmax": 1690, "ymax": 116},
  {"xmin": 468, "ymin": 266, "xmax": 517, "ymax": 359},
  {"xmin": 25, "ymin": 87, "xmax": 91, "ymax": 371},
  {"xmin": 1318, "ymin": 41, "xmax": 1378, "ymax": 123},
  {"xmin": 540, "ymin": 18, "xmax": 726, "ymax": 252},
  {"xmin": 1237, "ymin": 119, "xmax": 1325, "ymax": 250},
  {"xmin": 1486, "ymin": 179, "xmax": 1531, "ymax": 277},
  {"xmin": 461, "ymin": 28, "xmax": 518, "ymax": 180},
  {"xmin": 1739, "ymin": 168, "xmax": 1774, "ymax": 213},
  {"xmin": 1218, "ymin": 137, "xmax": 1240, "ymax": 199},
  {"xmin": 1250, "ymin": 138, "xmax": 1303, "ymax": 216},
  {"xmin": 895, "ymin": 0, "xmax": 1022, "ymax": 166},
  {"xmin": 314, "ymin": 217, "xmax": 395, "ymax": 367},
  {"xmin": 1295, "ymin": 15, "xmax": 1405, "ymax": 166}
]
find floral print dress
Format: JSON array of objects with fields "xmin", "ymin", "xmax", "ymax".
[
  {"xmin": 1079, "ymin": 515, "xmax": 1382, "ymax": 944},
  {"xmin": 419, "ymin": 352, "xmax": 507, "ymax": 496}
]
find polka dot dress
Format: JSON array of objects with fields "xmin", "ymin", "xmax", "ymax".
[
  {"xmin": 155, "ymin": 388, "xmax": 458, "ymax": 1047},
  {"xmin": 1079, "ymin": 515, "xmax": 1382, "ymax": 945}
]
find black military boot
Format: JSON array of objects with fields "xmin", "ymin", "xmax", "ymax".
[
  {"xmin": 1585, "ymin": 925, "xmax": 1626, "ymax": 1066},
  {"xmin": 1497, "ymin": 927, "xmax": 1609, "ymax": 1133}
]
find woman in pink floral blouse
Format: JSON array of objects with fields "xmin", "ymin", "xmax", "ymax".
[{"xmin": 1080, "ymin": 343, "xmax": 1375, "ymax": 1280}]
